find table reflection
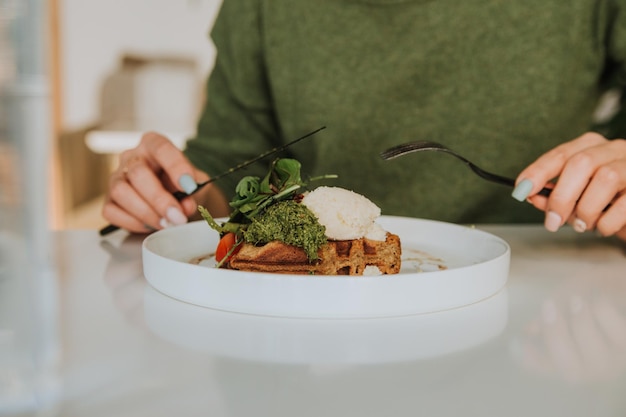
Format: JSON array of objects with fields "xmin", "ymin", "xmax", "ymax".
[
  {"xmin": 90, "ymin": 227, "xmax": 626, "ymax": 417},
  {"xmin": 100, "ymin": 234, "xmax": 146, "ymax": 328},
  {"xmin": 514, "ymin": 271, "xmax": 626, "ymax": 385},
  {"xmin": 143, "ymin": 285, "xmax": 508, "ymax": 365}
]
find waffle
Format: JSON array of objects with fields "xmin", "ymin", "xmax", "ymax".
[{"xmin": 228, "ymin": 232, "xmax": 401, "ymax": 275}]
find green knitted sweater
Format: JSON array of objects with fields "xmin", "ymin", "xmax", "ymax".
[{"xmin": 184, "ymin": 0, "xmax": 626, "ymax": 224}]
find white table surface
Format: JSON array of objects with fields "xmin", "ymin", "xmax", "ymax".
[{"xmin": 54, "ymin": 225, "xmax": 626, "ymax": 417}]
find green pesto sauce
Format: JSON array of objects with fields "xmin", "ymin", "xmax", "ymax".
[{"xmin": 243, "ymin": 200, "xmax": 327, "ymax": 260}]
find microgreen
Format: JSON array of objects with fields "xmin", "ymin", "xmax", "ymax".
[{"xmin": 199, "ymin": 158, "xmax": 337, "ymax": 237}]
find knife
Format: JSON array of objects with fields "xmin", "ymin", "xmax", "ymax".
[{"xmin": 99, "ymin": 126, "xmax": 327, "ymax": 236}]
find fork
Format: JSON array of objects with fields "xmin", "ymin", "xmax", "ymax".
[{"xmin": 380, "ymin": 140, "xmax": 552, "ymax": 197}]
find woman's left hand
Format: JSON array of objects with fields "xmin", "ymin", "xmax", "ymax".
[{"xmin": 513, "ymin": 132, "xmax": 626, "ymax": 241}]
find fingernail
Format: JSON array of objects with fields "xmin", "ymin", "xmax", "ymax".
[
  {"xmin": 179, "ymin": 174, "xmax": 197, "ymax": 195},
  {"xmin": 143, "ymin": 224, "xmax": 157, "ymax": 232},
  {"xmin": 545, "ymin": 211, "xmax": 562, "ymax": 232},
  {"xmin": 572, "ymin": 218, "xmax": 587, "ymax": 233},
  {"xmin": 159, "ymin": 218, "xmax": 172, "ymax": 229},
  {"xmin": 166, "ymin": 206, "xmax": 188, "ymax": 225},
  {"xmin": 512, "ymin": 179, "xmax": 533, "ymax": 202}
]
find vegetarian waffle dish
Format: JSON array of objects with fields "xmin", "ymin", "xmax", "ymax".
[
  {"xmin": 199, "ymin": 158, "xmax": 401, "ymax": 276},
  {"xmin": 229, "ymin": 233, "xmax": 401, "ymax": 275}
]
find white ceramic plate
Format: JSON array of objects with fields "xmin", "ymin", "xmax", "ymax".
[{"xmin": 142, "ymin": 216, "xmax": 510, "ymax": 318}]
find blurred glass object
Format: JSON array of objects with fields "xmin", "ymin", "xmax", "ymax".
[{"xmin": 0, "ymin": 0, "xmax": 61, "ymax": 416}]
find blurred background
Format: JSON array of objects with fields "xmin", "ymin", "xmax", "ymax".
[
  {"xmin": 4, "ymin": 0, "xmax": 625, "ymax": 232},
  {"xmin": 24, "ymin": 0, "xmax": 222, "ymax": 230}
]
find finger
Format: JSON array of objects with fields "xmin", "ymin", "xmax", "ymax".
[
  {"xmin": 528, "ymin": 140, "xmax": 626, "ymax": 232},
  {"xmin": 110, "ymin": 133, "xmax": 211, "ymax": 231},
  {"xmin": 595, "ymin": 194, "xmax": 626, "ymax": 236},
  {"xmin": 123, "ymin": 157, "xmax": 190, "ymax": 227},
  {"xmin": 542, "ymin": 139, "xmax": 626, "ymax": 232},
  {"xmin": 159, "ymin": 167, "xmax": 210, "ymax": 218},
  {"xmin": 525, "ymin": 184, "xmax": 554, "ymax": 211},
  {"xmin": 102, "ymin": 198, "xmax": 155, "ymax": 234},
  {"xmin": 105, "ymin": 174, "xmax": 162, "ymax": 231},
  {"xmin": 137, "ymin": 132, "xmax": 202, "ymax": 195},
  {"xmin": 159, "ymin": 166, "xmax": 208, "ymax": 192},
  {"xmin": 514, "ymin": 132, "xmax": 607, "ymax": 199},
  {"xmin": 573, "ymin": 161, "xmax": 626, "ymax": 233}
]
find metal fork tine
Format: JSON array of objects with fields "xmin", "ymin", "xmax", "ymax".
[
  {"xmin": 380, "ymin": 140, "xmax": 553, "ymax": 197},
  {"xmin": 380, "ymin": 141, "xmax": 445, "ymax": 160}
]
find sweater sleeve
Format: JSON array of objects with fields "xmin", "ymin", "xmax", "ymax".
[
  {"xmin": 608, "ymin": 0, "xmax": 626, "ymax": 77},
  {"xmin": 596, "ymin": 0, "xmax": 626, "ymax": 138},
  {"xmin": 183, "ymin": 0, "xmax": 280, "ymax": 199}
]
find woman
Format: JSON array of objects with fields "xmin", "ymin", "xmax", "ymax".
[{"xmin": 103, "ymin": 0, "xmax": 626, "ymax": 241}]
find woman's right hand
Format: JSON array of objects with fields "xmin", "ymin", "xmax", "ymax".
[{"xmin": 102, "ymin": 131, "xmax": 223, "ymax": 233}]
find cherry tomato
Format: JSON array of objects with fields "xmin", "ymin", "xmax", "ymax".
[{"xmin": 216, "ymin": 232, "xmax": 240, "ymax": 262}]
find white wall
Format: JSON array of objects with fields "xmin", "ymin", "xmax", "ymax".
[{"xmin": 59, "ymin": 0, "xmax": 222, "ymax": 131}]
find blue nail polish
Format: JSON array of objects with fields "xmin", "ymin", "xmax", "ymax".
[
  {"xmin": 511, "ymin": 179, "xmax": 533, "ymax": 202},
  {"xmin": 179, "ymin": 174, "xmax": 197, "ymax": 195}
]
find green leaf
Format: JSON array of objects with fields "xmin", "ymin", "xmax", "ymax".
[
  {"xmin": 235, "ymin": 176, "xmax": 260, "ymax": 198},
  {"xmin": 230, "ymin": 176, "xmax": 261, "ymax": 210},
  {"xmin": 273, "ymin": 158, "xmax": 302, "ymax": 188}
]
